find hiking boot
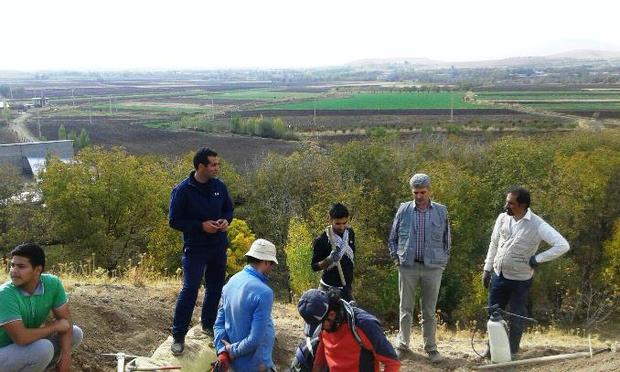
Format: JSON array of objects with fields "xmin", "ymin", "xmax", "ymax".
[
  {"xmin": 171, "ymin": 339, "xmax": 185, "ymax": 355},
  {"xmin": 427, "ymin": 350, "xmax": 443, "ymax": 363},
  {"xmin": 201, "ymin": 324, "xmax": 214, "ymax": 337}
]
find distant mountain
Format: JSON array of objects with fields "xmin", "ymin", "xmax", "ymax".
[
  {"xmin": 346, "ymin": 49, "xmax": 620, "ymax": 69},
  {"xmin": 546, "ymin": 49, "xmax": 620, "ymax": 59},
  {"xmin": 346, "ymin": 57, "xmax": 442, "ymax": 68}
]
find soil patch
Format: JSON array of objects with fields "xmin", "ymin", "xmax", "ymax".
[
  {"xmin": 66, "ymin": 283, "xmax": 619, "ymax": 371},
  {"xmin": 25, "ymin": 116, "xmax": 299, "ymax": 172}
]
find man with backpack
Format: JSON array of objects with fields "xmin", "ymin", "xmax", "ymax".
[{"xmin": 296, "ymin": 288, "xmax": 400, "ymax": 372}]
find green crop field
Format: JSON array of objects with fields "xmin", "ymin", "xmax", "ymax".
[{"xmin": 263, "ymin": 92, "xmax": 487, "ymax": 110}]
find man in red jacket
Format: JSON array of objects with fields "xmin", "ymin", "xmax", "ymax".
[{"xmin": 297, "ymin": 289, "xmax": 400, "ymax": 372}]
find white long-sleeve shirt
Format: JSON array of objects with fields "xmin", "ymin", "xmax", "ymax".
[{"xmin": 484, "ymin": 209, "xmax": 569, "ymax": 280}]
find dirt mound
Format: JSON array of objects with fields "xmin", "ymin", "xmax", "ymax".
[
  {"xmin": 69, "ymin": 283, "xmax": 178, "ymax": 371},
  {"xmin": 67, "ymin": 283, "xmax": 618, "ymax": 371},
  {"xmin": 68, "ymin": 283, "xmax": 304, "ymax": 371}
]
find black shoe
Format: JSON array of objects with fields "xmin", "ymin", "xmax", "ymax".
[
  {"xmin": 171, "ymin": 339, "xmax": 184, "ymax": 355},
  {"xmin": 201, "ymin": 324, "xmax": 214, "ymax": 337},
  {"xmin": 427, "ymin": 350, "xmax": 443, "ymax": 363}
]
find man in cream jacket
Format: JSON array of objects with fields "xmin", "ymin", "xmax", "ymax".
[{"xmin": 482, "ymin": 186, "xmax": 569, "ymax": 355}]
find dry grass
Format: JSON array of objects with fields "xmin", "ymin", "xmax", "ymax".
[{"xmin": 2, "ymin": 254, "xmax": 180, "ymax": 290}]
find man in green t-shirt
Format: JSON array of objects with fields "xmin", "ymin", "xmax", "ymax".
[{"xmin": 0, "ymin": 243, "xmax": 83, "ymax": 372}]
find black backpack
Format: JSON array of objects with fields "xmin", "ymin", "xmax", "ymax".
[{"xmin": 290, "ymin": 300, "xmax": 374, "ymax": 372}]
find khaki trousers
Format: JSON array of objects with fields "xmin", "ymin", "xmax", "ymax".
[{"xmin": 397, "ymin": 262, "xmax": 443, "ymax": 352}]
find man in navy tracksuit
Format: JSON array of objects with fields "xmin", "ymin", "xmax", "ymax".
[{"xmin": 169, "ymin": 147, "xmax": 233, "ymax": 355}]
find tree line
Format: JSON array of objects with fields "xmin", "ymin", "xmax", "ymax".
[{"xmin": 0, "ymin": 130, "xmax": 618, "ymax": 330}]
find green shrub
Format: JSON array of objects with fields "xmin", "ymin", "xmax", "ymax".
[{"xmin": 285, "ymin": 217, "xmax": 319, "ymax": 298}]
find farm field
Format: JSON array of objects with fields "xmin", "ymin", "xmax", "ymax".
[
  {"xmin": 4, "ymin": 79, "xmax": 596, "ymax": 162},
  {"xmin": 241, "ymin": 111, "xmax": 568, "ymax": 132},
  {"xmin": 475, "ymin": 90, "xmax": 620, "ymax": 112},
  {"xmin": 264, "ymin": 92, "xmax": 490, "ymax": 110},
  {"xmin": 476, "ymin": 91, "xmax": 620, "ymax": 100},
  {"xmin": 25, "ymin": 113, "xmax": 299, "ymax": 171},
  {"xmin": 92, "ymin": 102, "xmax": 215, "ymax": 114},
  {"xmin": 193, "ymin": 88, "xmax": 321, "ymax": 101}
]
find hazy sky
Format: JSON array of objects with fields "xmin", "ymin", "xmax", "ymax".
[{"xmin": 3, "ymin": 0, "xmax": 619, "ymax": 70}]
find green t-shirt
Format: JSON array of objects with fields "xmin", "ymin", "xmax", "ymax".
[{"xmin": 0, "ymin": 273, "xmax": 68, "ymax": 347}]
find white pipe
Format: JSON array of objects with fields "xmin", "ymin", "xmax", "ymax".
[
  {"xmin": 116, "ymin": 353, "xmax": 126, "ymax": 372},
  {"xmin": 476, "ymin": 351, "xmax": 592, "ymax": 369}
]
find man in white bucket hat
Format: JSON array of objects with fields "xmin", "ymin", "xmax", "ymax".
[{"xmin": 213, "ymin": 239, "xmax": 278, "ymax": 371}]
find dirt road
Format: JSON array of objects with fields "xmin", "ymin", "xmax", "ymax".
[{"xmin": 9, "ymin": 111, "xmax": 35, "ymax": 141}]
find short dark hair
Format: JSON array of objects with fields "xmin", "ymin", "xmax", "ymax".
[
  {"xmin": 11, "ymin": 243, "xmax": 45, "ymax": 271},
  {"xmin": 193, "ymin": 147, "xmax": 218, "ymax": 169},
  {"xmin": 246, "ymin": 255, "xmax": 262, "ymax": 265},
  {"xmin": 329, "ymin": 203, "xmax": 349, "ymax": 219},
  {"xmin": 507, "ymin": 186, "xmax": 531, "ymax": 208}
]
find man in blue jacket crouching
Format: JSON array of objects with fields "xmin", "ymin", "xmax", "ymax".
[{"xmin": 213, "ymin": 239, "xmax": 278, "ymax": 371}]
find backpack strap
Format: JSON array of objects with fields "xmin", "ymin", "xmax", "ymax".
[{"xmin": 342, "ymin": 299, "xmax": 370, "ymax": 351}]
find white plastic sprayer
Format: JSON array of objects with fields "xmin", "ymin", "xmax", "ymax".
[
  {"xmin": 485, "ymin": 305, "xmax": 537, "ymax": 363},
  {"xmin": 470, "ymin": 305, "xmax": 538, "ymax": 363}
]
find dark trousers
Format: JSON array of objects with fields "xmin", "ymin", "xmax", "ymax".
[
  {"xmin": 488, "ymin": 271, "xmax": 533, "ymax": 353},
  {"xmin": 172, "ymin": 246, "xmax": 227, "ymax": 340}
]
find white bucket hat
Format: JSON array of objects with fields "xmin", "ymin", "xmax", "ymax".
[{"xmin": 245, "ymin": 238, "xmax": 278, "ymax": 264}]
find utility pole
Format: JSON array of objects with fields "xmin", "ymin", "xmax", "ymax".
[
  {"xmin": 313, "ymin": 99, "xmax": 317, "ymax": 127},
  {"xmin": 450, "ymin": 94, "xmax": 454, "ymax": 122}
]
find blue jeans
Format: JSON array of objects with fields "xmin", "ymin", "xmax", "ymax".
[
  {"xmin": 488, "ymin": 271, "xmax": 533, "ymax": 353},
  {"xmin": 0, "ymin": 325, "xmax": 83, "ymax": 372},
  {"xmin": 172, "ymin": 246, "xmax": 227, "ymax": 340}
]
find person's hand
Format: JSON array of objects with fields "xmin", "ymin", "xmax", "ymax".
[
  {"xmin": 214, "ymin": 352, "xmax": 230, "ymax": 371},
  {"xmin": 528, "ymin": 256, "xmax": 538, "ymax": 269},
  {"xmin": 54, "ymin": 319, "xmax": 71, "ymax": 333},
  {"xmin": 216, "ymin": 219, "xmax": 229, "ymax": 232},
  {"xmin": 222, "ymin": 339, "xmax": 233, "ymax": 359},
  {"xmin": 55, "ymin": 354, "xmax": 71, "ymax": 372},
  {"xmin": 482, "ymin": 270, "xmax": 491, "ymax": 289},
  {"xmin": 318, "ymin": 258, "xmax": 332, "ymax": 270},
  {"xmin": 202, "ymin": 220, "xmax": 220, "ymax": 233}
]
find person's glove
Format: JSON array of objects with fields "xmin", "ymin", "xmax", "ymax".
[
  {"xmin": 482, "ymin": 270, "xmax": 491, "ymax": 289},
  {"xmin": 528, "ymin": 256, "xmax": 538, "ymax": 269},
  {"xmin": 211, "ymin": 352, "xmax": 230, "ymax": 372}
]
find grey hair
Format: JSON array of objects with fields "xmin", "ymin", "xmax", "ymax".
[{"xmin": 409, "ymin": 173, "xmax": 431, "ymax": 189}]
